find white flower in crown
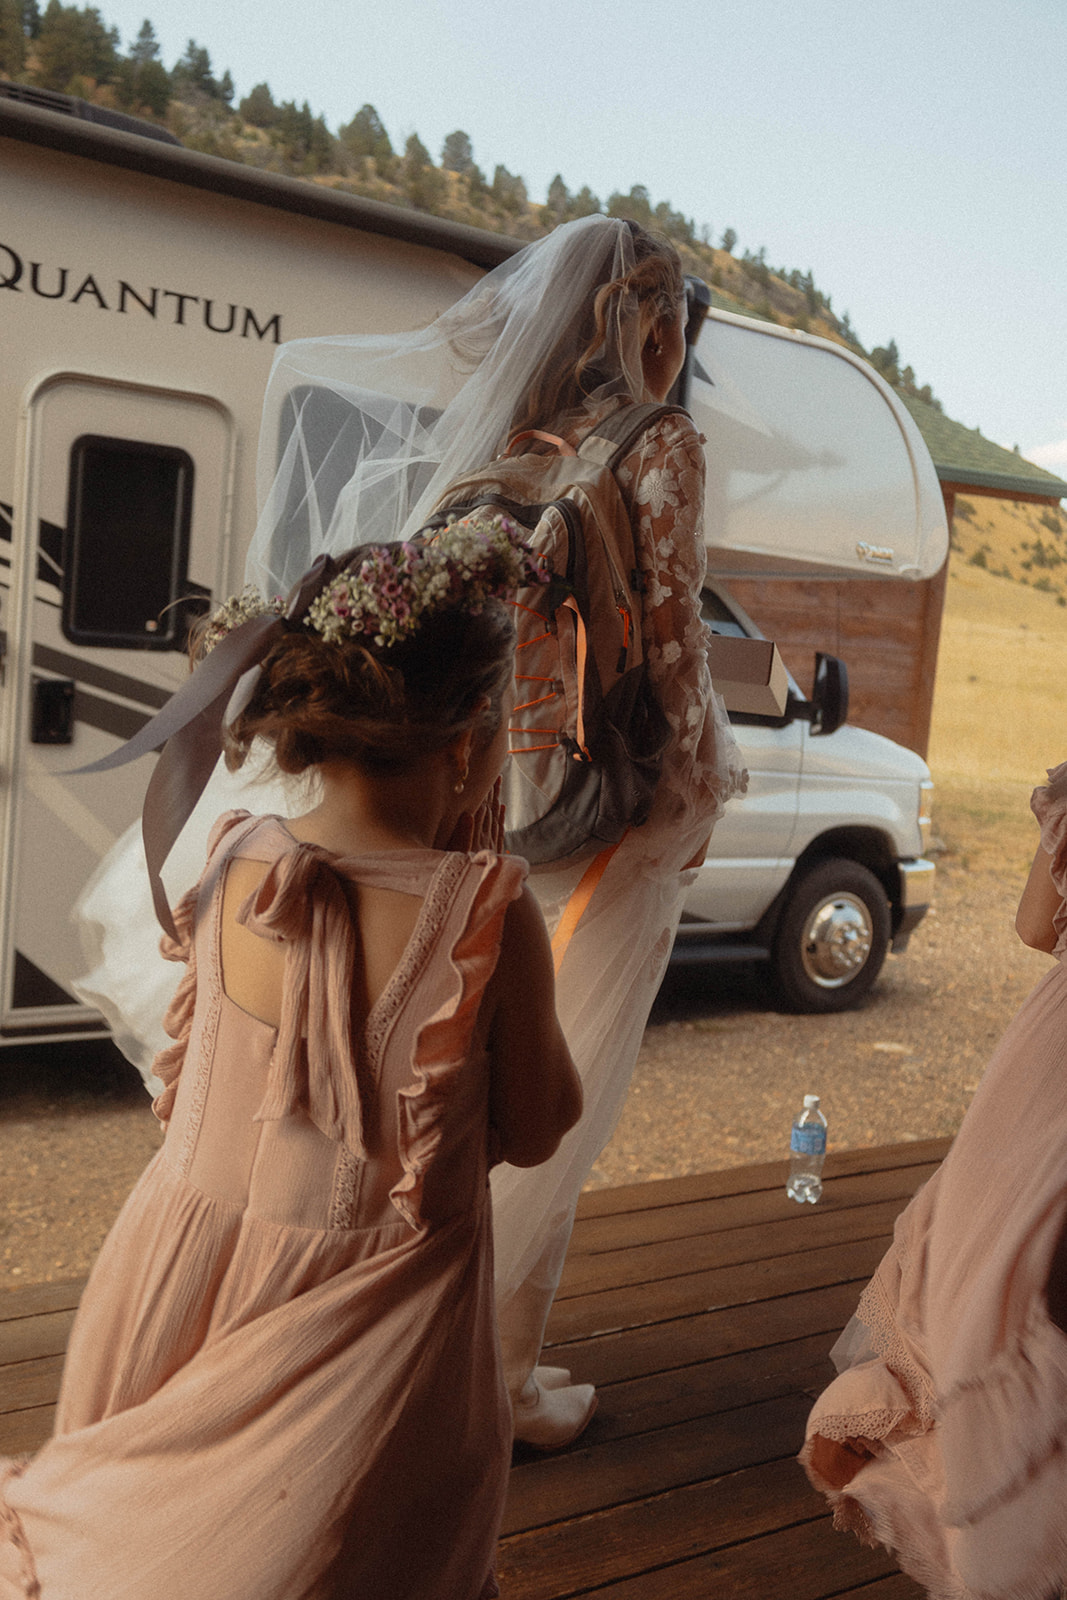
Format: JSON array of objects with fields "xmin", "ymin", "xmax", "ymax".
[
  {"xmin": 305, "ymin": 513, "xmax": 548, "ymax": 648},
  {"xmin": 201, "ymin": 586, "xmax": 285, "ymax": 654}
]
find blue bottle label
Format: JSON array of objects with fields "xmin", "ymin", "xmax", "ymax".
[{"xmin": 791, "ymin": 1124, "xmax": 826, "ymax": 1156}]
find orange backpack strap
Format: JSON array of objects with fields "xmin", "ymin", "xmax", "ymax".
[
  {"xmin": 504, "ymin": 428, "xmax": 578, "ymax": 458},
  {"xmin": 550, "ymin": 839, "xmax": 623, "ymax": 973}
]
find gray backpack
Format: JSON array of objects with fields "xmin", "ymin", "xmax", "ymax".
[{"xmin": 424, "ymin": 402, "xmax": 685, "ymax": 863}]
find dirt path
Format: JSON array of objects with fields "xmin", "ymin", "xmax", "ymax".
[{"xmin": 1, "ymin": 853, "xmax": 1049, "ymax": 1288}]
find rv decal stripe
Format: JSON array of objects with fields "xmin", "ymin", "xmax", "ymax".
[
  {"xmin": 72, "ymin": 688, "xmax": 153, "ymax": 744},
  {"xmin": 32, "ymin": 644, "xmax": 172, "ymax": 710}
]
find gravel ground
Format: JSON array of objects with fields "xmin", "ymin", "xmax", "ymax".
[{"xmin": 0, "ymin": 853, "xmax": 1051, "ymax": 1289}]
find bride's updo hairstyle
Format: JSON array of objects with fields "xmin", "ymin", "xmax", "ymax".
[
  {"xmin": 510, "ymin": 222, "xmax": 684, "ymax": 437},
  {"xmin": 198, "ymin": 599, "xmax": 515, "ymax": 779}
]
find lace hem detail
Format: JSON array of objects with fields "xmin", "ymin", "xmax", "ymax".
[
  {"xmin": 391, "ymin": 853, "xmax": 526, "ymax": 1230},
  {"xmin": 854, "ymin": 1255, "xmax": 937, "ymax": 1428},
  {"xmin": 1, "ymin": 1460, "xmax": 40, "ymax": 1597},
  {"xmin": 810, "ymin": 1406, "xmax": 914, "ymax": 1445}
]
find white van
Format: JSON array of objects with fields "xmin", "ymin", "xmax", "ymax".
[
  {"xmin": 677, "ymin": 580, "xmax": 935, "ymax": 1012},
  {"xmin": 0, "ymin": 86, "xmax": 945, "ymax": 1047}
]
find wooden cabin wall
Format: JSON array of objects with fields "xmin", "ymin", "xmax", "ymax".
[{"xmin": 726, "ymin": 491, "xmax": 954, "ymax": 759}]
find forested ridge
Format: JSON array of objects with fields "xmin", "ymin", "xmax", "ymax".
[{"xmin": 0, "ymin": 1, "xmax": 942, "ymax": 409}]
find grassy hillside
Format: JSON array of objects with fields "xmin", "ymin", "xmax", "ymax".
[
  {"xmin": 951, "ymin": 496, "xmax": 1067, "ymax": 594},
  {"xmin": 928, "ymin": 540, "xmax": 1067, "ymax": 872}
]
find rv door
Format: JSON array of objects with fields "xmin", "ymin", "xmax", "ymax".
[{"xmin": 0, "ymin": 375, "xmax": 233, "ymax": 1042}]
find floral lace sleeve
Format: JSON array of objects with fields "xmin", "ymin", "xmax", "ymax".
[{"xmin": 614, "ymin": 411, "xmax": 747, "ymax": 864}]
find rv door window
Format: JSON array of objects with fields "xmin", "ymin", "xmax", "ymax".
[{"xmin": 62, "ymin": 435, "xmax": 193, "ymax": 649}]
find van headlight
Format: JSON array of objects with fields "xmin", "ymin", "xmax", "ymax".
[{"xmin": 918, "ymin": 780, "xmax": 934, "ymax": 853}]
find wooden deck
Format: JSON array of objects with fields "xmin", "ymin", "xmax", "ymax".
[{"xmin": 1, "ymin": 1138, "xmax": 949, "ymax": 1597}]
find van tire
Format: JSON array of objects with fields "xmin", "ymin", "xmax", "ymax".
[{"xmin": 772, "ymin": 858, "xmax": 891, "ymax": 1013}]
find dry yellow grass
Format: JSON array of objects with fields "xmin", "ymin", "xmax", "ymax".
[{"xmin": 928, "ymin": 548, "xmax": 1067, "ymax": 871}]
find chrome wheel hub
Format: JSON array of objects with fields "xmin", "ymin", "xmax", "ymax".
[{"xmin": 800, "ymin": 893, "xmax": 873, "ymax": 988}]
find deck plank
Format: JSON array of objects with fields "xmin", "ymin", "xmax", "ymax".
[
  {"xmin": 559, "ymin": 1196, "xmax": 913, "ymax": 1297},
  {"xmin": 0, "ymin": 1144, "xmax": 942, "ymax": 1596},
  {"xmin": 498, "ymin": 1457, "xmax": 822, "ymax": 1598},
  {"xmin": 568, "ymin": 1161, "xmax": 942, "ymax": 1257}
]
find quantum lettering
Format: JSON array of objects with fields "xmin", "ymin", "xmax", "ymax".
[
  {"xmin": 0, "ymin": 243, "xmax": 23, "ymax": 290},
  {"xmin": 1, "ymin": 241, "xmax": 282, "ymax": 341},
  {"xmin": 118, "ymin": 281, "xmax": 158, "ymax": 317},
  {"xmin": 162, "ymin": 290, "xmax": 199, "ymax": 326},
  {"xmin": 203, "ymin": 299, "xmax": 237, "ymax": 334},
  {"xmin": 70, "ymin": 274, "xmax": 109, "ymax": 309},
  {"xmin": 242, "ymin": 307, "xmax": 282, "ymax": 343},
  {"xmin": 30, "ymin": 263, "xmax": 68, "ymax": 300}
]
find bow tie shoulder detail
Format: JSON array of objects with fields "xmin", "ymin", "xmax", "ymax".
[{"xmin": 237, "ymin": 841, "xmax": 368, "ymax": 1159}]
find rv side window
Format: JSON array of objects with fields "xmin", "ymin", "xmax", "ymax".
[{"xmin": 62, "ymin": 435, "xmax": 193, "ymax": 649}]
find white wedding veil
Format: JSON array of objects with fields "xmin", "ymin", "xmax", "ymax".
[
  {"xmin": 246, "ymin": 214, "xmax": 650, "ymax": 595},
  {"xmin": 74, "ymin": 214, "xmax": 659, "ymax": 1074}
]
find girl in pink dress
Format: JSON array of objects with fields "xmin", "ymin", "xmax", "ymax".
[
  {"xmin": 0, "ymin": 518, "xmax": 582, "ymax": 1600},
  {"xmin": 801, "ymin": 763, "xmax": 1067, "ymax": 1600}
]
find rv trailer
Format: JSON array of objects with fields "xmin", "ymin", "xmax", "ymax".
[
  {"xmin": 0, "ymin": 89, "xmax": 512, "ymax": 1045},
  {"xmin": 0, "ymin": 89, "xmax": 947, "ymax": 1045}
]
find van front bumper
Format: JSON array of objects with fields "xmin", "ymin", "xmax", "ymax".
[{"xmin": 892, "ymin": 857, "xmax": 937, "ymax": 952}]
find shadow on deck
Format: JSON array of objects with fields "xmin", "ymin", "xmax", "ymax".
[{"xmin": 1, "ymin": 1139, "xmax": 947, "ymax": 1597}]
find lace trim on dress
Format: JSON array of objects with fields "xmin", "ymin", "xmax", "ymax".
[
  {"xmin": 329, "ymin": 1143, "xmax": 362, "ymax": 1230},
  {"xmin": 0, "ymin": 1460, "xmax": 40, "ymax": 1597},
  {"xmin": 390, "ymin": 853, "xmax": 526, "ymax": 1231},
  {"xmin": 854, "ymin": 1256, "xmax": 938, "ymax": 1429},
  {"xmin": 363, "ymin": 853, "xmax": 467, "ymax": 1075}
]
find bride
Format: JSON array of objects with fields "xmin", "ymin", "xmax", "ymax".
[{"xmin": 77, "ymin": 213, "xmax": 746, "ymax": 1447}]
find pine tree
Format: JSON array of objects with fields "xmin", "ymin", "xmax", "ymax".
[
  {"xmin": 128, "ymin": 17, "xmax": 157, "ymax": 61},
  {"xmin": 240, "ymin": 81, "xmax": 279, "ymax": 128},
  {"xmin": 440, "ymin": 128, "xmax": 474, "ymax": 174},
  {"xmin": 491, "ymin": 163, "xmax": 526, "ymax": 216},
  {"xmin": 33, "ymin": 1, "xmax": 120, "ymax": 91},
  {"xmin": 0, "ymin": 0, "xmax": 26, "ymax": 74},
  {"xmin": 338, "ymin": 102, "xmax": 392, "ymax": 163},
  {"xmin": 403, "ymin": 132, "xmax": 446, "ymax": 209},
  {"xmin": 546, "ymin": 173, "xmax": 570, "ymax": 221}
]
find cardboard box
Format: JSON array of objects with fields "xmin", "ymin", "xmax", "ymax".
[{"xmin": 708, "ymin": 635, "xmax": 789, "ymax": 717}]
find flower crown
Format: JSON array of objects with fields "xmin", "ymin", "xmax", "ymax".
[{"xmin": 201, "ymin": 513, "xmax": 548, "ymax": 655}]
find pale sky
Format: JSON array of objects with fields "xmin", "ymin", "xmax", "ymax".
[{"xmin": 100, "ymin": 0, "xmax": 1067, "ymax": 481}]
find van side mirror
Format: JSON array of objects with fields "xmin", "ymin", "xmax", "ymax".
[{"xmin": 810, "ymin": 652, "xmax": 849, "ymax": 737}]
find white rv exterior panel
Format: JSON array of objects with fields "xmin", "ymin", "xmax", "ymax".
[{"xmin": 693, "ymin": 310, "xmax": 949, "ymax": 581}]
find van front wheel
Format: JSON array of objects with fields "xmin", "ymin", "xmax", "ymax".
[{"xmin": 772, "ymin": 859, "xmax": 891, "ymax": 1013}]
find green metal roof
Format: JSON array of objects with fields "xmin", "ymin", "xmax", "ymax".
[{"xmin": 900, "ymin": 393, "xmax": 1066, "ymax": 501}]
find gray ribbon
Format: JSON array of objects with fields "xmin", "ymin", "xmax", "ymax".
[{"xmin": 73, "ymin": 552, "xmax": 347, "ymax": 939}]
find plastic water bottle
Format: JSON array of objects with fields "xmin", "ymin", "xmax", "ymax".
[{"xmin": 786, "ymin": 1094, "xmax": 827, "ymax": 1204}]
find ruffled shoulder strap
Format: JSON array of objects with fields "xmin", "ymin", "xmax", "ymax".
[
  {"xmin": 391, "ymin": 851, "xmax": 527, "ymax": 1229},
  {"xmin": 150, "ymin": 809, "xmax": 260, "ymax": 1124}
]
